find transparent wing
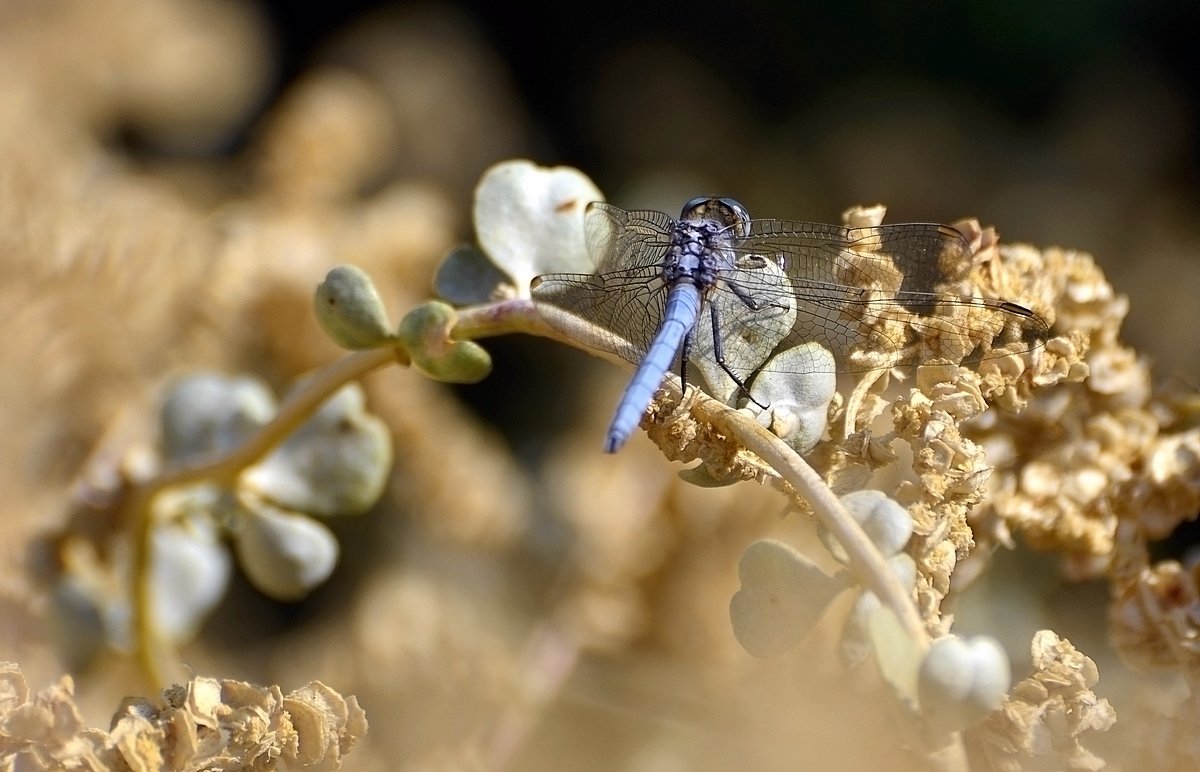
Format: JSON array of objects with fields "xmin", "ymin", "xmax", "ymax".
[
  {"xmin": 701, "ymin": 220, "xmax": 1050, "ymax": 383},
  {"xmin": 687, "ymin": 255, "xmax": 798, "ymax": 401},
  {"xmin": 531, "ymin": 205, "xmax": 1052, "ymax": 398},
  {"xmin": 530, "ymin": 203, "xmax": 676, "ymax": 363}
]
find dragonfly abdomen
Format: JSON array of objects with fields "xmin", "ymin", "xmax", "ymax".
[{"xmin": 604, "ymin": 283, "xmax": 703, "ymax": 453}]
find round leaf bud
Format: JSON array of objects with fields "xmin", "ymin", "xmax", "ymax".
[
  {"xmin": 233, "ymin": 504, "xmax": 339, "ymax": 601},
  {"xmin": 918, "ymin": 635, "xmax": 1012, "ymax": 733},
  {"xmin": 314, "ymin": 265, "xmax": 394, "ymax": 350},
  {"xmin": 397, "ymin": 301, "xmax": 492, "ymax": 384},
  {"xmin": 819, "ymin": 489, "xmax": 914, "ymax": 564},
  {"xmin": 241, "ymin": 383, "xmax": 391, "ymax": 516},
  {"xmin": 161, "ymin": 373, "xmax": 276, "ymax": 463},
  {"xmin": 151, "ymin": 516, "xmax": 233, "ymax": 642}
]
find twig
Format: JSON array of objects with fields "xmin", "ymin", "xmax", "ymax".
[{"xmin": 694, "ymin": 396, "xmax": 929, "ymax": 644}]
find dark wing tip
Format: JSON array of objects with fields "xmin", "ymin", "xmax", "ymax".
[{"xmin": 997, "ymin": 300, "xmax": 1036, "ymax": 319}]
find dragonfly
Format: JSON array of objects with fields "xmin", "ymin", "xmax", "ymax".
[{"xmin": 531, "ymin": 197, "xmax": 1050, "ymax": 453}]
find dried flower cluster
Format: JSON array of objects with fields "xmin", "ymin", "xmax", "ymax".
[
  {"xmin": 603, "ymin": 205, "xmax": 1098, "ymax": 634},
  {"xmin": 977, "ymin": 631, "xmax": 1116, "ymax": 771},
  {"xmin": 0, "ymin": 662, "xmax": 366, "ymax": 771}
]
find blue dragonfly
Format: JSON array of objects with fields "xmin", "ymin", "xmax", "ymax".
[{"xmin": 531, "ymin": 197, "xmax": 1050, "ymax": 453}]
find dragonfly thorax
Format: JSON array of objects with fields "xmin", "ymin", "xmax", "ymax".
[{"xmin": 663, "ymin": 218, "xmax": 735, "ymax": 291}]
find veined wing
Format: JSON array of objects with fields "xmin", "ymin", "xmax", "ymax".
[
  {"xmin": 704, "ymin": 219, "xmax": 1051, "ymax": 380},
  {"xmin": 530, "ymin": 203, "xmax": 677, "ymax": 363},
  {"xmin": 686, "ymin": 253, "xmax": 798, "ymax": 402}
]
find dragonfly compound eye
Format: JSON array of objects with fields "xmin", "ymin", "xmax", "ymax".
[
  {"xmin": 680, "ymin": 196, "xmax": 753, "ymax": 237},
  {"xmin": 716, "ymin": 197, "xmax": 752, "ymax": 237},
  {"xmin": 680, "ymin": 195, "xmax": 715, "ymax": 218}
]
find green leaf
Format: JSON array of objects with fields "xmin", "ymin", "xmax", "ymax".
[
  {"xmin": 314, "ymin": 265, "xmax": 395, "ymax": 350},
  {"xmin": 397, "ymin": 301, "xmax": 492, "ymax": 384},
  {"xmin": 434, "ymin": 244, "xmax": 511, "ymax": 305}
]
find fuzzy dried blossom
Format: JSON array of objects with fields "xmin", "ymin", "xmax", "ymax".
[
  {"xmin": 971, "ymin": 242, "xmax": 1149, "ymax": 571},
  {"xmin": 889, "ymin": 366, "xmax": 994, "ymax": 604},
  {"xmin": 977, "ymin": 631, "xmax": 1115, "ymax": 772},
  {"xmin": 1109, "ymin": 422, "xmax": 1200, "ymax": 672},
  {"xmin": 1092, "ymin": 464, "xmax": 1200, "ymax": 765},
  {"xmin": 880, "ymin": 318, "xmax": 1085, "ymax": 617},
  {"xmin": 1118, "ymin": 427, "xmax": 1200, "ymax": 541},
  {"xmin": 1110, "ymin": 549, "xmax": 1200, "ymax": 670},
  {"xmin": 0, "ymin": 662, "xmax": 366, "ymax": 771}
]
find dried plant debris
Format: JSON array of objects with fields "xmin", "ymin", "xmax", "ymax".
[
  {"xmin": 1109, "ymin": 425, "xmax": 1200, "ymax": 672},
  {"xmin": 0, "ymin": 662, "xmax": 367, "ymax": 771},
  {"xmin": 977, "ymin": 631, "xmax": 1115, "ymax": 772},
  {"xmin": 973, "ymin": 243, "xmax": 1145, "ymax": 566}
]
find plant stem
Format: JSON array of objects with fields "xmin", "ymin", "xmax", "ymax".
[{"xmin": 694, "ymin": 397, "xmax": 929, "ymax": 643}]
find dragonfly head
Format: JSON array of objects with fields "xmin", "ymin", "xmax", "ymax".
[{"xmin": 680, "ymin": 196, "xmax": 752, "ymax": 237}]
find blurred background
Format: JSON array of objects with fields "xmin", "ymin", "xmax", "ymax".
[{"xmin": 2, "ymin": 0, "xmax": 1197, "ymax": 769}]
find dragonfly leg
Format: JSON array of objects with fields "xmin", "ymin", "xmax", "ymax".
[
  {"xmin": 679, "ymin": 327, "xmax": 695, "ymax": 392},
  {"xmin": 727, "ymin": 279, "xmax": 761, "ymax": 310},
  {"xmin": 676, "ymin": 381, "xmax": 702, "ymax": 418},
  {"xmin": 708, "ymin": 302, "xmax": 767, "ymax": 409},
  {"xmin": 727, "ymin": 277, "xmax": 789, "ymax": 315}
]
